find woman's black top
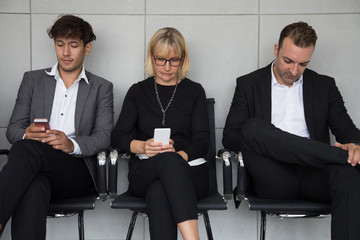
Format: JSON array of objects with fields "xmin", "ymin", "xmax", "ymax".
[{"xmin": 111, "ymin": 77, "xmax": 210, "ymax": 163}]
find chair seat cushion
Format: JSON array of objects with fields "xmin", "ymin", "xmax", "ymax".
[
  {"xmin": 246, "ymin": 192, "xmax": 331, "ymax": 215},
  {"xmin": 197, "ymin": 191, "xmax": 227, "ymax": 211},
  {"xmin": 111, "ymin": 191, "xmax": 227, "ymax": 212},
  {"xmin": 49, "ymin": 193, "xmax": 98, "ymax": 212},
  {"xmin": 111, "ymin": 191, "xmax": 147, "ymax": 210}
]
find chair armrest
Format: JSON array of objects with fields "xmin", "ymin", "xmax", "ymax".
[
  {"xmin": 97, "ymin": 151, "xmax": 107, "ymax": 201},
  {"xmin": 108, "ymin": 149, "xmax": 119, "ymax": 199},
  {"xmin": 218, "ymin": 149, "xmax": 233, "ymax": 200},
  {"xmin": 0, "ymin": 149, "xmax": 10, "ymax": 156},
  {"xmin": 235, "ymin": 151, "xmax": 250, "ymax": 201},
  {"xmin": 0, "ymin": 149, "xmax": 9, "ymax": 173}
]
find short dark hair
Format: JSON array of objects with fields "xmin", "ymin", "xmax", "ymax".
[
  {"xmin": 278, "ymin": 21, "xmax": 317, "ymax": 49},
  {"xmin": 48, "ymin": 14, "xmax": 96, "ymax": 45}
]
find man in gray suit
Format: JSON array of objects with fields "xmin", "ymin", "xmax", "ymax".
[{"xmin": 0, "ymin": 15, "xmax": 113, "ymax": 239}]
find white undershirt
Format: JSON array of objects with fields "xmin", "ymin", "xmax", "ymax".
[
  {"xmin": 45, "ymin": 63, "xmax": 89, "ymax": 154},
  {"xmin": 271, "ymin": 60, "xmax": 310, "ymax": 138}
]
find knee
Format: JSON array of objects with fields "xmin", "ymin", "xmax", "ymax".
[
  {"xmin": 155, "ymin": 152, "xmax": 188, "ymax": 170},
  {"xmin": 10, "ymin": 139, "xmax": 44, "ymax": 158},
  {"xmin": 10, "ymin": 139, "xmax": 35, "ymax": 153},
  {"xmin": 8, "ymin": 140, "xmax": 46, "ymax": 170},
  {"xmin": 328, "ymin": 165, "xmax": 360, "ymax": 192}
]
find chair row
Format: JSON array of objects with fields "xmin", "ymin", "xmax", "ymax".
[
  {"xmin": 0, "ymin": 97, "xmax": 332, "ymax": 240},
  {"xmin": 0, "ymin": 98, "xmax": 231, "ymax": 240},
  {"xmin": 222, "ymin": 150, "xmax": 331, "ymax": 240}
]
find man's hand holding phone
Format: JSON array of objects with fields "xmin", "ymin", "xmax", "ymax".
[
  {"xmin": 25, "ymin": 118, "xmax": 74, "ymax": 153},
  {"xmin": 41, "ymin": 129, "xmax": 74, "ymax": 153},
  {"xmin": 33, "ymin": 118, "xmax": 50, "ymax": 131},
  {"xmin": 25, "ymin": 118, "xmax": 52, "ymax": 141}
]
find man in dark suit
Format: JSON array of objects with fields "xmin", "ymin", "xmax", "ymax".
[
  {"xmin": 0, "ymin": 15, "xmax": 113, "ymax": 239},
  {"xmin": 223, "ymin": 21, "xmax": 360, "ymax": 240}
]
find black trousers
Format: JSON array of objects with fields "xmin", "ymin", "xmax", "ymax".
[
  {"xmin": 240, "ymin": 118, "xmax": 360, "ymax": 240},
  {"xmin": 0, "ymin": 139, "xmax": 93, "ymax": 240},
  {"xmin": 128, "ymin": 152, "xmax": 209, "ymax": 240}
]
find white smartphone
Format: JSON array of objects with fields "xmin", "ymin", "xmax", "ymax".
[
  {"xmin": 153, "ymin": 128, "xmax": 171, "ymax": 145},
  {"xmin": 34, "ymin": 118, "xmax": 50, "ymax": 131}
]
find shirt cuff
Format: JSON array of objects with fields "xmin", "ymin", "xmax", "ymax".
[{"xmin": 69, "ymin": 138, "xmax": 82, "ymax": 155}]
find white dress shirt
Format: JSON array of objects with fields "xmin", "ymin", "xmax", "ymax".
[
  {"xmin": 45, "ymin": 63, "xmax": 89, "ymax": 154},
  {"xmin": 271, "ymin": 60, "xmax": 310, "ymax": 138}
]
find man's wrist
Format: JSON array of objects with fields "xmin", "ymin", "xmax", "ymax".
[
  {"xmin": 69, "ymin": 138, "xmax": 81, "ymax": 155},
  {"xmin": 68, "ymin": 139, "xmax": 75, "ymax": 152}
]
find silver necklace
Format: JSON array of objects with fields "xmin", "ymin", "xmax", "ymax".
[{"xmin": 154, "ymin": 78, "xmax": 178, "ymax": 126}]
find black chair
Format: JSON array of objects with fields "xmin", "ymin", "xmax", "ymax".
[
  {"xmin": 0, "ymin": 148, "xmax": 108, "ymax": 240},
  {"xmin": 230, "ymin": 150, "xmax": 331, "ymax": 240},
  {"xmin": 109, "ymin": 98, "xmax": 230, "ymax": 240}
]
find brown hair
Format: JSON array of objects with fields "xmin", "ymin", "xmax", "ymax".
[
  {"xmin": 48, "ymin": 14, "xmax": 96, "ymax": 45},
  {"xmin": 278, "ymin": 21, "xmax": 317, "ymax": 49}
]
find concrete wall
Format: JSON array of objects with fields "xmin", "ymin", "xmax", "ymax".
[{"xmin": 1, "ymin": 0, "xmax": 359, "ymax": 239}]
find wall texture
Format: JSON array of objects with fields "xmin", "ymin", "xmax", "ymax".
[{"xmin": 0, "ymin": 0, "xmax": 359, "ymax": 239}]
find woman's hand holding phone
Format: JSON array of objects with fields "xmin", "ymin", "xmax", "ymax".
[
  {"xmin": 144, "ymin": 138, "xmax": 175, "ymax": 157},
  {"xmin": 130, "ymin": 128, "xmax": 175, "ymax": 157}
]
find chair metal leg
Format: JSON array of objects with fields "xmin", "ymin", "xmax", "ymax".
[
  {"xmin": 203, "ymin": 211, "xmax": 214, "ymax": 240},
  {"xmin": 260, "ymin": 211, "xmax": 266, "ymax": 240},
  {"xmin": 78, "ymin": 211, "xmax": 85, "ymax": 240},
  {"xmin": 126, "ymin": 211, "xmax": 138, "ymax": 240}
]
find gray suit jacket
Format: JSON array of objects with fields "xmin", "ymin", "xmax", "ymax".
[{"xmin": 6, "ymin": 68, "xmax": 114, "ymax": 191}]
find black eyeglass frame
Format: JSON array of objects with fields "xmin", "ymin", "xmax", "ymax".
[{"xmin": 152, "ymin": 56, "xmax": 183, "ymax": 67}]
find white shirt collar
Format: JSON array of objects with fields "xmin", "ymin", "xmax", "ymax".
[
  {"xmin": 271, "ymin": 60, "xmax": 303, "ymax": 87},
  {"xmin": 45, "ymin": 63, "xmax": 89, "ymax": 85}
]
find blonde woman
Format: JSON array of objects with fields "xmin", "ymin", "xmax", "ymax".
[{"xmin": 111, "ymin": 27, "xmax": 209, "ymax": 240}]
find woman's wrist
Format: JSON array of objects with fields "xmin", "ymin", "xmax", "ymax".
[
  {"xmin": 177, "ymin": 150, "xmax": 188, "ymax": 161},
  {"xmin": 130, "ymin": 140, "xmax": 146, "ymax": 154}
]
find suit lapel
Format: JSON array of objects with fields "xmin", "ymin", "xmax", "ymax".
[
  {"xmin": 75, "ymin": 77, "xmax": 91, "ymax": 135},
  {"xmin": 260, "ymin": 64, "xmax": 272, "ymax": 122},
  {"xmin": 44, "ymin": 74, "xmax": 56, "ymax": 119},
  {"xmin": 303, "ymin": 70, "xmax": 315, "ymax": 138}
]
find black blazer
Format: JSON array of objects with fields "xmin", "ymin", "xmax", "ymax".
[{"xmin": 223, "ymin": 63, "xmax": 360, "ymax": 151}]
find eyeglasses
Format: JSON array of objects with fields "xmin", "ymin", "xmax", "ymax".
[{"xmin": 153, "ymin": 57, "xmax": 182, "ymax": 67}]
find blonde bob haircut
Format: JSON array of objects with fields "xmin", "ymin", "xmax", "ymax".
[{"xmin": 145, "ymin": 27, "xmax": 190, "ymax": 80}]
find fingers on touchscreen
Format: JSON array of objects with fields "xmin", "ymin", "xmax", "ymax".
[{"xmin": 34, "ymin": 118, "xmax": 50, "ymax": 131}]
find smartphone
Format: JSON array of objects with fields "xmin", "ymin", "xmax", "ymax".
[
  {"xmin": 154, "ymin": 128, "xmax": 171, "ymax": 145},
  {"xmin": 34, "ymin": 118, "xmax": 50, "ymax": 131}
]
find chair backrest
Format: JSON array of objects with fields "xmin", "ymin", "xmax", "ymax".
[{"xmin": 205, "ymin": 98, "xmax": 218, "ymax": 193}]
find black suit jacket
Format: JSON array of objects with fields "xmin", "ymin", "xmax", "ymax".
[{"xmin": 223, "ymin": 63, "xmax": 360, "ymax": 151}]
